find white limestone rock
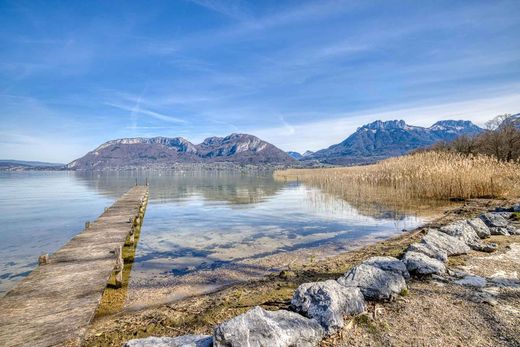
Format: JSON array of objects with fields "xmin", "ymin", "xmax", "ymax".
[
  {"xmin": 480, "ymin": 213, "xmax": 509, "ymax": 228},
  {"xmin": 467, "ymin": 218, "xmax": 491, "ymax": 239},
  {"xmin": 337, "ymin": 264, "xmax": 407, "ymax": 301},
  {"xmin": 363, "ymin": 256, "xmax": 410, "ymax": 279},
  {"xmin": 402, "ymin": 251, "xmax": 446, "ymax": 276},
  {"xmin": 291, "ymin": 280, "xmax": 365, "ymax": 335},
  {"xmin": 421, "ymin": 229, "xmax": 470, "ymax": 256},
  {"xmin": 406, "ymin": 242, "xmax": 448, "ymax": 263},
  {"xmin": 213, "ymin": 306, "xmax": 324, "ymax": 347}
]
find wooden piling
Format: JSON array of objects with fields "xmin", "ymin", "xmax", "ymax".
[
  {"xmin": 38, "ymin": 253, "xmax": 49, "ymax": 266},
  {"xmin": 114, "ymin": 245, "xmax": 123, "ymax": 288}
]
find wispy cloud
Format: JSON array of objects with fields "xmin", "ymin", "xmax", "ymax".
[
  {"xmin": 106, "ymin": 102, "xmax": 188, "ymax": 124},
  {"xmin": 280, "ymin": 116, "xmax": 295, "ymax": 135},
  {"xmin": 187, "ymin": 0, "xmax": 251, "ymax": 21}
]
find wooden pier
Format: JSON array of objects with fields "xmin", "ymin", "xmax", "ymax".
[{"xmin": 0, "ymin": 186, "xmax": 149, "ymax": 347}]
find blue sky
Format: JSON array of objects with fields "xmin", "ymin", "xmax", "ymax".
[{"xmin": 1, "ymin": 0, "xmax": 519, "ymax": 162}]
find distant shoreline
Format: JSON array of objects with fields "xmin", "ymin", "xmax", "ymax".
[{"xmin": 0, "ymin": 162, "xmax": 328, "ymax": 172}]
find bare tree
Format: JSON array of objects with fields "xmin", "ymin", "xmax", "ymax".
[
  {"xmin": 477, "ymin": 123, "xmax": 520, "ymax": 161},
  {"xmin": 431, "ymin": 113, "xmax": 520, "ymax": 161}
]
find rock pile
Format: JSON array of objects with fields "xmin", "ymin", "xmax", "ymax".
[{"xmin": 124, "ymin": 210, "xmax": 519, "ymax": 347}]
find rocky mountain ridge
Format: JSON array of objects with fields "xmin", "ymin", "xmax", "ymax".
[
  {"xmin": 62, "ymin": 118, "xmax": 496, "ymax": 170},
  {"xmin": 67, "ymin": 133, "xmax": 295, "ymax": 170},
  {"xmin": 306, "ymin": 119, "xmax": 483, "ymax": 165}
]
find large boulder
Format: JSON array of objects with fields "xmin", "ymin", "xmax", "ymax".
[
  {"xmin": 337, "ymin": 264, "xmax": 407, "ymax": 301},
  {"xmin": 363, "ymin": 256, "xmax": 410, "ymax": 279},
  {"xmin": 291, "ymin": 280, "xmax": 365, "ymax": 335},
  {"xmin": 440, "ymin": 220, "xmax": 497, "ymax": 252},
  {"xmin": 421, "ymin": 229, "xmax": 470, "ymax": 256},
  {"xmin": 467, "ymin": 218, "xmax": 491, "ymax": 239},
  {"xmin": 440, "ymin": 220, "xmax": 480, "ymax": 245},
  {"xmin": 402, "ymin": 251, "xmax": 446, "ymax": 276},
  {"xmin": 480, "ymin": 213, "xmax": 509, "ymax": 228},
  {"xmin": 124, "ymin": 335, "xmax": 212, "ymax": 347},
  {"xmin": 213, "ymin": 306, "xmax": 324, "ymax": 347},
  {"xmin": 406, "ymin": 242, "xmax": 448, "ymax": 263}
]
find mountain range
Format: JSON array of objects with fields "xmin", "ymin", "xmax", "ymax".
[
  {"xmin": 304, "ymin": 119, "xmax": 483, "ymax": 165},
  {"xmin": 67, "ymin": 133, "xmax": 295, "ymax": 170},
  {"xmin": 65, "ymin": 119, "xmax": 484, "ymax": 170}
]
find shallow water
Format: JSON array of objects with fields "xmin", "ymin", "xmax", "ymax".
[{"xmin": 0, "ymin": 170, "xmax": 425, "ymax": 296}]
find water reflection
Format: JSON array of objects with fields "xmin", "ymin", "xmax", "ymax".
[
  {"xmin": 73, "ymin": 170, "xmax": 286, "ymax": 205},
  {"xmin": 128, "ymin": 181, "xmax": 423, "ymax": 304},
  {"xmin": 0, "ymin": 170, "xmax": 426, "ymax": 299}
]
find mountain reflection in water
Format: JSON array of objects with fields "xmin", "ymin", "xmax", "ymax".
[{"xmin": 0, "ymin": 170, "xmax": 432, "ymax": 297}]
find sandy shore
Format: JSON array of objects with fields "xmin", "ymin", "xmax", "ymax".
[{"xmin": 84, "ymin": 198, "xmax": 519, "ymax": 346}]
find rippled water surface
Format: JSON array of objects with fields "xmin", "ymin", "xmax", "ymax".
[{"xmin": 0, "ymin": 170, "xmax": 425, "ymax": 296}]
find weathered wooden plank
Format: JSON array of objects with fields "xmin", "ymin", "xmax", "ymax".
[{"xmin": 0, "ymin": 185, "xmax": 148, "ymax": 347}]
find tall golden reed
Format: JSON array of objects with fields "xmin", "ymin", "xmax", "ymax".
[{"xmin": 275, "ymin": 151, "xmax": 520, "ymax": 200}]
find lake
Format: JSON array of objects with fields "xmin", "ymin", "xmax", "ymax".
[{"xmin": 0, "ymin": 170, "xmax": 426, "ymax": 300}]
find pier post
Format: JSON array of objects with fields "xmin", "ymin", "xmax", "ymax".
[
  {"xmin": 114, "ymin": 245, "xmax": 123, "ymax": 288},
  {"xmin": 38, "ymin": 253, "xmax": 49, "ymax": 265},
  {"xmin": 128, "ymin": 227, "xmax": 135, "ymax": 245}
]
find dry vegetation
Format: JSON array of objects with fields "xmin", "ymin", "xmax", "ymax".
[
  {"xmin": 275, "ymin": 151, "xmax": 520, "ymax": 202},
  {"xmin": 433, "ymin": 115, "xmax": 520, "ymax": 162}
]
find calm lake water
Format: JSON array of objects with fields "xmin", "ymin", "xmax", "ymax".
[{"xmin": 0, "ymin": 170, "xmax": 425, "ymax": 296}]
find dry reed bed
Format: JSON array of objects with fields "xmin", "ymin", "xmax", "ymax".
[{"xmin": 275, "ymin": 152, "xmax": 520, "ymax": 201}]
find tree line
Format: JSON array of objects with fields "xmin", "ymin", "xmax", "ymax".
[{"xmin": 427, "ymin": 114, "xmax": 520, "ymax": 162}]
